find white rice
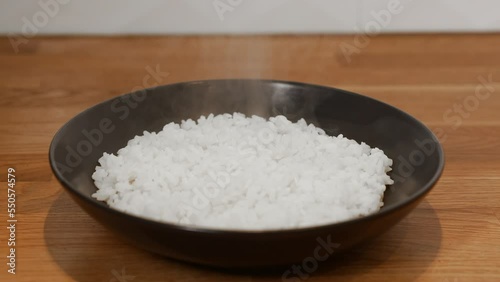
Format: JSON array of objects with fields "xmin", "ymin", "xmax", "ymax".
[{"xmin": 92, "ymin": 113, "xmax": 393, "ymax": 230}]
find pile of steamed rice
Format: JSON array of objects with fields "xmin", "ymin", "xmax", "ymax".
[{"xmin": 92, "ymin": 113, "xmax": 393, "ymax": 230}]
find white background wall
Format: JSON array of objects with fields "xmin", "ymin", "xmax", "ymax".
[{"xmin": 1, "ymin": 0, "xmax": 499, "ymax": 35}]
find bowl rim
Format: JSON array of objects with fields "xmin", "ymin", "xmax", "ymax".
[{"xmin": 49, "ymin": 78, "xmax": 445, "ymax": 235}]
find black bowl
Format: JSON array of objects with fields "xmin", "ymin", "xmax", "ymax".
[{"xmin": 49, "ymin": 79, "xmax": 444, "ymax": 268}]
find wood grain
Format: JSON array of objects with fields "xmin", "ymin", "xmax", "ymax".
[{"xmin": 1, "ymin": 34, "xmax": 499, "ymax": 282}]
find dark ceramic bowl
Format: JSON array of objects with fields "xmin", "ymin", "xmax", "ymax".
[{"xmin": 49, "ymin": 79, "xmax": 444, "ymax": 268}]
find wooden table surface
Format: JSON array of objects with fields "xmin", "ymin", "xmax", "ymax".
[{"xmin": 1, "ymin": 34, "xmax": 499, "ymax": 282}]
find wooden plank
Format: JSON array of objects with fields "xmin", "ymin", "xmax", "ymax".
[{"xmin": 1, "ymin": 34, "xmax": 500, "ymax": 281}]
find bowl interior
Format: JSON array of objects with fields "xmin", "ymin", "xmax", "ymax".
[{"xmin": 50, "ymin": 79, "xmax": 443, "ymax": 224}]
